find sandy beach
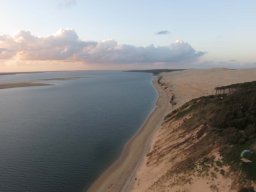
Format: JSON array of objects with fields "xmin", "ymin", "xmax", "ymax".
[
  {"xmin": 88, "ymin": 68, "xmax": 256, "ymax": 192},
  {"xmin": 1, "ymin": 69, "xmax": 255, "ymax": 191},
  {"xmin": 161, "ymin": 68, "xmax": 256, "ymax": 105},
  {"xmin": 87, "ymin": 76, "xmax": 172, "ymax": 192},
  {"xmin": 131, "ymin": 68, "xmax": 256, "ymax": 192}
]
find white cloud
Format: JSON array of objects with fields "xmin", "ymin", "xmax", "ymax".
[{"xmin": 0, "ymin": 29, "xmax": 205, "ymax": 65}]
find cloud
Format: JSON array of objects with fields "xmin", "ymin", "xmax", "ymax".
[
  {"xmin": 156, "ymin": 30, "xmax": 170, "ymax": 35},
  {"xmin": 59, "ymin": 0, "xmax": 77, "ymax": 8},
  {"xmin": 0, "ymin": 29, "xmax": 205, "ymax": 65}
]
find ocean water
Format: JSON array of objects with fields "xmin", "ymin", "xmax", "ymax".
[{"xmin": 0, "ymin": 71, "xmax": 156, "ymax": 192}]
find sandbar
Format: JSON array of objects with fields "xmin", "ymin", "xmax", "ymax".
[{"xmin": 0, "ymin": 82, "xmax": 50, "ymax": 89}]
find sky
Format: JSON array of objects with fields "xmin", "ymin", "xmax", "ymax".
[{"xmin": 0, "ymin": 0, "xmax": 256, "ymax": 71}]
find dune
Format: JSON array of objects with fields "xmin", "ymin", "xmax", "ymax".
[{"xmin": 130, "ymin": 68, "xmax": 256, "ymax": 192}]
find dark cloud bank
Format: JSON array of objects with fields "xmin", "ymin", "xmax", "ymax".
[
  {"xmin": 156, "ymin": 30, "xmax": 170, "ymax": 35},
  {"xmin": 0, "ymin": 29, "xmax": 205, "ymax": 65}
]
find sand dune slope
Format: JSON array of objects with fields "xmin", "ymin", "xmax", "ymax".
[{"xmin": 131, "ymin": 68, "xmax": 256, "ymax": 192}]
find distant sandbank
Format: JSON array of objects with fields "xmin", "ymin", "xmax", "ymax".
[
  {"xmin": 0, "ymin": 82, "xmax": 50, "ymax": 89},
  {"xmin": 42, "ymin": 77, "xmax": 82, "ymax": 81},
  {"xmin": 0, "ymin": 77, "xmax": 87, "ymax": 90}
]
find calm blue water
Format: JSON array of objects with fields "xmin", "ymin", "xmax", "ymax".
[{"xmin": 0, "ymin": 71, "xmax": 156, "ymax": 192}]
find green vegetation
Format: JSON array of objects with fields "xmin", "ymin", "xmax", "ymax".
[
  {"xmin": 239, "ymin": 187, "xmax": 255, "ymax": 192},
  {"xmin": 212, "ymin": 82, "xmax": 256, "ymax": 181},
  {"xmin": 165, "ymin": 81, "xmax": 256, "ymax": 183}
]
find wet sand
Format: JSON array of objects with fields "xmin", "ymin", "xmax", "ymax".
[{"xmin": 87, "ymin": 77, "xmax": 171, "ymax": 192}]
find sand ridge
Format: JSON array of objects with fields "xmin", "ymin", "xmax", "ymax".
[{"xmin": 131, "ymin": 68, "xmax": 256, "ymax": 192}]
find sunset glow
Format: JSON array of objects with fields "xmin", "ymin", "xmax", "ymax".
[{"xmin": 0, "ymin": 0, "xmax": 256, "ymax": 71}]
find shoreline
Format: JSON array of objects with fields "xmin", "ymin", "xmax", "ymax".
[
  {"xmin": 0, "ymin": 82, "xmax": 50, "ymax": 89},
  {"xmin": 87, "ymin": 75, "xmax": 171, "ymax": 192},
  {"xmin": 131, "ymin": 68, "xmax": 256, "ymax": 191}
]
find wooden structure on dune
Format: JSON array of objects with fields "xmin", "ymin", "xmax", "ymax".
[
  {"xmin": 215, "ymin": 86, "xmax": 237, "ymax": 95},
  {"xmin": 215, "ymin": 81, "xmax": 256, "ymax": 95}
]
